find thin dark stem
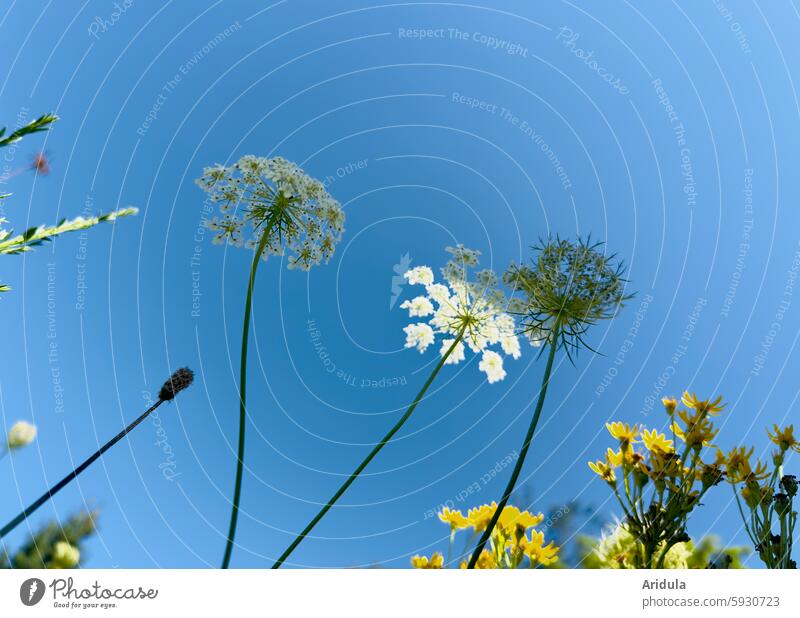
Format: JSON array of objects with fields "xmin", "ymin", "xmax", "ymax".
[
  {"xmin": 272, "ymin": 329, "xmax": 466, "ymax": 568},
  {"xmin": 221, "ymin": 227, "xmax": 273, "ymax": 569},
  {"xmin": 0, "ymin": 400, "xmax": 164, "ymax": 539},
  {"xmin": 467, "ymin": 326, "xmax": 560, "ymax": 568}
]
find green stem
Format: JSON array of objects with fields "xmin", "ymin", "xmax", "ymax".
[
  {"xmin": 221, "ymin": 228, "xmax": 273, "ymax": 569},
  {"xmin": 467, "ymin": 326, "xmax": 560, "ymax": 569},
  {"xmin": 271, "ymin": 328, "xmax": 467, "ymax": 568},
  {"xmin": 655, "ymin": 538, "xmax": 679, "ymax": 569},
  {"xmin": 779, "ymin": 512, "xmax": 788, "ymax": 569}
]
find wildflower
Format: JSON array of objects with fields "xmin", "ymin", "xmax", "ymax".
[
  {"xmin": 496, "ymin": 506, "xmax": 543, "ymax": 539},
  {"xmin": 403, "ymin": 323, "xmax": 435, "ymax": 353},
  {"xmin": 589, "ymin": 459, "xmax": 616, "ymax": 485},
  {"xmin": 662, "ymin": 397, "xmax": 678, "ymax": 415},
  {"xmin": 647, "ymin": 451, "xmax": 684, "ymax": 482},
  {"xmin": 606, "ymin": 446, "xmax": 644, "ymax": 468},
  {"xmin": 400, "ymin": 245, "xmax": 523, "ymax": 381},
  {"xmin": 673, "ymin": 411, "xmax": 718, "ymax": 450},
  {"xmin": 478, "ymin": 350, "xmax": 506, "ymax": 383},
  {"xmin": 467, "ymin": 237, "xmax": 631, "ymax": 569},
  {"xmin": 411, "ymin": 552, "xmax": 443, "ymax": 569},
  {"xmin": 606, "ymin": 421, "xmax": 638, "ymax": 449},
  {"xmin": 468, "ymin": 503, "xmax": 497, "ymax": 532},
  {"xmin": 196, "ymin": 156, "xmax": 345, "ymax": 270},
  {"xmin": 400, "ymin": 296, "xmax": 434, "ymax": 317},
  {"xmin": 725, "ymin": 446, "xmax": 769, "ymax": 485},
  {"xmin": 518, "ymin": 529, "xmax": 559, "ymax": 566},
  {"xmin": 200, "ymin": 157, "xmax": 346, "ymax": 568},
  {"xmin": 681, "ymin": 392, "xmax": 724, "ymax": 416},
  {"xmin": 0, "ymin": 369, "xmax": 193, "ymax": 541},
  {"xmin": 158, "ymin": 367, "xmax": 194, "ymax": 401},
  {"xmin": 51, "ymin": 541, "xmax": 80, "ymax": 569},
  {"xmin": 503, "ymin": 236, "xmax": 631, "ymax": 356},
  {"xmin": 438, "ymin": 507, "xmax": 468, "ymax": 531},
  {"xmin": 275, "ymin": 248, "xmax": 526, "ymax": 568},
  {"xmin": 5, "ymin": 421, "xmax": 36, "ymax": 450},
  {"xmin": 641, "ymin": 429, "xmax": 674, "ymax": 454},
  {"xmin": 404, "ymin": 266, "xmax": 434, "ymax": 286},
  {"xmin": 767, "ymin": 424, "xmax": 800, "ymax": 453},
  {"xmin": 439, "ymin": 339, "xmax": 465, "ymax": 365},
  {"xmin": 460, "ymin": 550, "xmax": 494, "ymax": 569},
  {"xmin": 698, "ymin": 461, "xmax": 725, "ymax": 489}
]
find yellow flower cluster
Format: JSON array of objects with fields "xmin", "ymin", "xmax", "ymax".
[
  {"xmin": 589, "ymin": 393, "xmax": 726, "ymax": 495},
  {"xmin": 587, "ymin": 393, "xmax": 727, "ymax": 568},
  {"xmin": 726, "ymin": 424, "xmax": 797, "ymax": 568},
  {"xmin": 410, "ymin": 552, "xmax": 444, "ymax": 569},
  {"xmin": 411, "ymin": 504, "xmax": 559, "ymax": 569}
]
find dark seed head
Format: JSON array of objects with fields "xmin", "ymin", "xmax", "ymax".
[{"xmin": 159, "ymin": 367, "xmax": 194, "ymax": 401}]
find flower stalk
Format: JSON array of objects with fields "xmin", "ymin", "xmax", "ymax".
[
  {"xmin": 467, "ymin": 237, "xmax": 629, "ymax": 568},
  {"xmin": 467, "ymin": 324, "xmax": 560, "ymax": 568},
  {"xmin": 0, "ymin": 368, "xmax": 193, "ymax": 540},
  {"xmin": 272, "ymin": 329, "xmax": 466, "ymax": 568},
  {"xmin": 220, "ymin": 226, "xmax": 273, "ymax": 569},
  {"xmin": 197, "ymin": 156, "xmax": 345, "ymax": 568}
]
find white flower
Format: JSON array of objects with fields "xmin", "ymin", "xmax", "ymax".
[
  {"xmin": 196, "ymin": 155, "xmax": 345, "ymax": 270},
  {"xmin": 6, "ymin": 421, "xmax": 36, "ymax": 450},
  {"xmin": 478, "ymin": 350, "xmax": 506, "ymax": 383},
  {"xmin": 400, "ymin": 296, "xmax": 434, "ymax": 317},
  {"xmin": 425, "ymin": 283, "xmax": 450, "ymax": 303},
  {"xmin": 404, "ymin": 266, "xmax": 434, "ymax": 286},
  {"xmin": 440, "ymin": 339, "xmax": 465, "ymax": 365},
  {"xmin": 404, "ymin": 323, "xmax": 435, "ymax": 352},
  {"xmin": 501, "ymin": 335, "xmax": 522, "ymax": 359},
  {"xmin": 400, "ymin": 245, "xmax": 523, "ymax": 382}
]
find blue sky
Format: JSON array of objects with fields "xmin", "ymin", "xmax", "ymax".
[{"xmin": 1, "ymin": 0, "xmax": 799, "ymax": 567}]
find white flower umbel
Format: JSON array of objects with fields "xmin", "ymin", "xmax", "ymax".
[
  {"xmin": 401, "ymin": 245, "xmax": 529, "ymax": 383},
  {"xmin": 196, "ymin": 156, "xmax": 345, "ymax": 270},
  {"xmin": 197, "ymin": 155, "xmax": 346, "ymax": 568},
  {"xmin": 272, "ymin": 246, "xmax": 520, "ymax": 569}
]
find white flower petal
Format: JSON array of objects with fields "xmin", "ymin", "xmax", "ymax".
[
  {"xmin": 440, "ymin": 339, "xmax": 465, "ymax": 365},
  {"xmin": 478, "ymin": 350, "xmax": 507, "ymax": 383},
  {"xmin": 403, "ymin": 323, "xmax": 435, "ymax": 353},
  {"xmin": 404, "ymin": 266, "xmax": 434, "ymax": 286}
]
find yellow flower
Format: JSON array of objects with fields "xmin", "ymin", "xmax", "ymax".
[
  {"xmin": 681, "ymin": 392, "xmax": 724, "ymax": 416},
  {"xmin": 641, "ymin": 428, "xmax": 674, "ymax": 454},
  {"xmin": 725, "ymin": 446, "xmax": 769, "ymax": 484},
  {"xmin": 605, "ymin": 422, "xmax": 638, "ymax": 448},
  {"xmin": 662, "ymin": 397, "xmax": 678, "ymax": 415},
  {"xmin": 605, "ymin": 447, "xmax": 624, "ymax": 467},
  {"xmin": 460, "ymin": 550, "xmax": 495, "ymax": 569},
  {"xmin": 467, "ymin": 503, "xmax": 496, "ymax": 532},
  {"xmin": 673, "ymin": 413, "xmax": 718, "ymax": 449},
  {"xmin": 438, "ymin": 506, "xmax": 469, "ymax": 531},
  {"xmin": 647, "ymin": 451, "xmax": 684, "ymax": 481},
  {"xmin": 606, "ymin": 447, "xmax": 643, "ymax": 468},
  {"xmin": 767, "ymin": 424, "xmax": 800, "ymax": 453},
  {"xmin": 589, "ymin": 459, "xmax": 616, "ymax": 484},
  {"xmin": 497, "ymin": 505, "xmax": 543, "ymax": 538},
  {"xmin": 522, "ymin": 529, "xmax": 559, "ymax": 566},
  {"xmin": 411, "ymin": 552, "xmax": 444, "ymax": 569}
]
